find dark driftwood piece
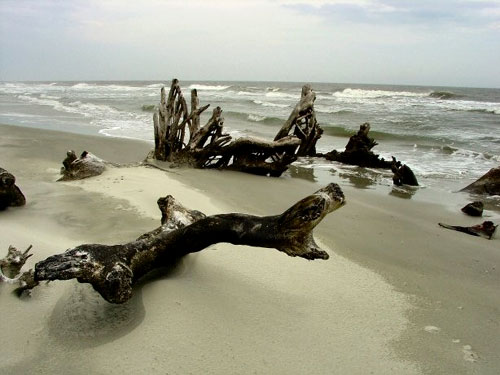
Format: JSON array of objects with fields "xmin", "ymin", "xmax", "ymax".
[
  {"xmin": 32, "ymin": 184, "xmax": 345, "ymax": 304},
  {"xmin": 273, "ymin": 84, "xmax": 323, "ymax": 156},
  {"xmin": 461, "ymin": 201, "xmax": 483, "ymax": 217},
  {"xmin": 0, "ymin": 167, "xmax": 26, "ymax": 210},
  {"xmin": 59, "ymin": 150, "xmax": 107, "ymax": 181},
  {"xmin": 439, "ymin": 221, "xmax": 497, "ymax": 240},
  {"xmin": 460, "ymin": 167, "xmax": 500, "ymax": 196},
  {"xmin": 391, "ymin": 157, "xmax": 419, "ymax": 187},
  {"xmin": 150, "ymin": 79, "xmax": 319, "ymax": 177},
  {"xmin": 321, "ymin": 123, "xmax": 392, "ymax": 168}
]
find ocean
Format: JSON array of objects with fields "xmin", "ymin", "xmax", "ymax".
[{"xmin": 1, "ymin": 80, "xmax": 499, "ymax": 206}]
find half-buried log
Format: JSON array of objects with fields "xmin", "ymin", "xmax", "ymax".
[
  {"xmin": 27, "ymin": 183, "xmax": 345, "ymax": 304},
  {"xmin": 0, "ymin": 167, "xmax": 26, "ymax": 210}
]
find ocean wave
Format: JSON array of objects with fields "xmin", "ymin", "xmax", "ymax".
[
  {"xmin": 266, "ymin": 87, "xmax": 280, "ymax": 92},
  {"xmin": 188, "ymin": 84, "xmax": 230, "ymax": 91},
  {"xmin": 226, "ymin": 110, "xmax": 283, "ymax": 126},
  {"xmin": 141, "ymin": 104, "xmax": 157, "ymax": 112},
  {"xmin": 237, "ymin": 91, "xmax": 261, "ymax": 97},
  {"xmin": 265, "ymin": 92, "xmax": 300, "ymax": 99},
  {"xmin": 40, "ymin": 94, "xmax": 61, "ymax": 100},
  {"xmin": 333, "ymin": 88, "xmax": 427, "ymax": 99},
  {"xmin": 315, "ymin": 105, "xmax": 352, "ymax": 114},
  {"xmin": 429, "ymin": 91, "xmax": 461, "ymax": 100},
  {"xmin": 253, "ymin": 100, "xmax": 289, "ymax": 108}
]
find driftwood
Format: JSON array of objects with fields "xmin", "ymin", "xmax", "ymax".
[
  {"xmin": 321, "ymin": 123, "xmax": 392, "ymax": 168},
  {"xmin": 439, "ymin": 221, "xmax": 497, "ymax": 239},
  {"xmin": 391, "ymin": 157, "xmax": 419, "ymax": 186},
  {"xmin": 461, "ymin": 201, "xmax": 483, "ymax": 217},
  {"xmin": 19, "ymin": 183, "xmax": 346, "ymax": 304},
  {"xmin": 0, "ymin": 167, "xmax": 26, "ymax": 210},
  {"xmin": 59, "ymin": 150, "xmax": 107, "ymax": 181},
  {"xmin": 461, "ymin": 167, "xmax": 500, "ymax": 196},
  {"xmin": 0, "ymin": 245, "xmax": 38, "ymax": 292},
  {"xmin": 273, "ymin": 84, "xmax": 323, "ymax": 156},
  {"xmin": 150, "ymin": 79, "xmax": 321, "ymax": 177}
]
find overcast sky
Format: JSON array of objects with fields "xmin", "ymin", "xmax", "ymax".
[{"xmin": 1, "ymin": 0, "xmax": 499, "ymax": 87}]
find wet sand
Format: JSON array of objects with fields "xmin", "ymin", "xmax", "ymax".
[{"xmin": 1, "ymin": 124, "xmax": 498, "ymax": 374}]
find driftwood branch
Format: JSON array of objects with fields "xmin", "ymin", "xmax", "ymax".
[
  {"xmin": 0, "ymin": 167, "xmax": 26, "ymax": 210},
  {"xmin": 439, "ymin": 221, "xmax": 497, "ymax": 240},
  {"xmin": 33, "ymin": 184, "xmax": 345, "ymax": 304},
  {"xmin": 274, "ymin": 84, "xmax": 323, "ymax": 156}
]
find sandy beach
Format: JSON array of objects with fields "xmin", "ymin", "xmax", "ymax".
[{"xmin": 1, "ymin": 123, "xmax": 498, "ymax": 374}]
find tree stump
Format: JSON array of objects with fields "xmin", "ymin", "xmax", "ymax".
[{"xmin": 0, "ymin": 167, "xmax": 26, "ymax": 210}]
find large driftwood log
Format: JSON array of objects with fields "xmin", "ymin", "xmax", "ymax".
[
  {"xmin": 150, "ymin": 79, "xmax": 323, "ymax": 177},
  {"xmin": 31, "ymin": 184, "xmax": 345, "ymax": 304},
  {"xmin": 273, "ymin": 84, "xmax": 323, "ymax": 156},
  {"xmin": 460, "ymin": 166, "xmax": 500, "ymax": 196},
  {"xmin": 59, "ymin": 150, "xmax": 107, "ymax": 181},
  {"xmin": 0, "ymin": 167, "xmax": 26, "ymax": 210}
]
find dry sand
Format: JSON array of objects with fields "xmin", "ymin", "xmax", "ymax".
[{"xmin": 1, "ymin": 124, "xmax": 499, "ymax": 374}]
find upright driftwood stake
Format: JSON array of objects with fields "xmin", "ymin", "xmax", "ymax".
[
  {"xmin": 274, "ymin": 84, "xmax": 322, "ymax": 156},
  {"xmin": 32, "ymin": 184, "xmax": 345, "ymax": 304}
]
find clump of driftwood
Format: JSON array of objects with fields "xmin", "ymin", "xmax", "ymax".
[
  {"xmin": 0, "ymin": 167, "xmax": 26, "ymax": 210},
  {"xmin": 59, "ymin": 150, "xmax": 107, "ymax": 181},
  {"xmin": 319, "ymin": 123, "xmax": 418, "ymax": 186},
  {"xmin": 2, "ymin": 184, "xmax": 345, "ymax": 303},
  {"xmin": 461, "ymin": 166, "xmax": 500, "ymax": 196},
  {"xmin": 439, "ymin": 221, "xmax": 497, "ymax": 240},
  {"xmin": 148, "ymin": 79, "xmax": 322, "ymax": 177}
]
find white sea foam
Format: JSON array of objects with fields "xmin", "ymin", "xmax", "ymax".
[
  {"xmin": 265, "ymin": 91, "xmax": 300, "ymax": 99},
  {"xmin": 253, "ymin": 100, "xmax": 289, "ymax": 108},
  {"xmin": 333, "ymin": 88, "xmax": 428, "ymax": 99},
  {"xmin": 188, "ymin": 84, "xmax": 230, "ymax": 91},
  {"xmin": 248, "ymin": 114, "xmax": 266, "ymax": 122}
]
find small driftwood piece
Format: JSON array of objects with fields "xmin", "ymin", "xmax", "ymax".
[
  {"xmin": 460, "ymin": 167, "xmax": 500, "ymax": 196},
  {"xmin": 273, "ymin": 84, "xmax": 323, "ymax": 156},
  {"xmin": 0, "ymin": 167, "xmax": 26, "ymax": 210},
  {"xmin": 0, "ymin": 245, "xmax": 38, "ymax": 292},
  {"xmin": 58, "ymin": 150, "xmax": 106, "ymax": 181},
  {"xmin": 391, "ymin": 157, "xmax": 419, "ymax": 187},
  {"xmin": 439, "ymin": 221, "xmax": 497, "ymax": 240},
  {"xmin": 150, "ymin": 79, "xmax": 316, "ymax": 177},
  {"xmin": 33, "ymin": 184, "xmax": 345, "ymax": 304},
  {"xmin": 461, "ymin": 201, "xmax": 483, "ymax": 217}
]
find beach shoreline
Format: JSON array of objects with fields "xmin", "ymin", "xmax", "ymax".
[{"xmin": 1, "ymin": 123, "xmax": 499, "ymax": 374}]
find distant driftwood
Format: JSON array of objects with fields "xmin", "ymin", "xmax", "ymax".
[
  {"xmin": 461, "ymin": 167, "xmax": 500, "ymax": 196},
  {"xmin": 58, "ymin": 150, "xmax": 107, "ymax": 181},
  {"xmin": 148, "ymin": 79, "xmax": 322, "ymax": 177},
  {"xmin": 319, "ymin": 123, "xmax": 418, "ymax": 186},
  {"xmin": 0, "ymin": 167, "xmax": 26, "ymax": 210},
  {"xmin": 2, "ymin": 184, "xmax": 345, "ymax": 303}
]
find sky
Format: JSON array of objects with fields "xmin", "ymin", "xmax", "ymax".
[{"xmin": 1, "ymin": 0, "xmax": 499, "ymax": 87}]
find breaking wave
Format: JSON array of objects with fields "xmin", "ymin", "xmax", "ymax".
[
  {"xmin": 333, "ymin": 88, "xmax": 427, "ymax": 99},
  {"xmin": 429, "ymin": 91, "xmax": 461, "ymax": 100},
  {"xmin": 188, "ymin": 84, "xmax": 231, "ymax": 91}
]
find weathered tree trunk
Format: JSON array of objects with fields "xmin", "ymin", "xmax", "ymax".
[
  {"xmin": 0, "ymin": 167, "xmax": 26, "ymax": 210},
  {"xmin": 58, "ymin": 150, "xmax": 107, "ymax": 181},
  {"xmin": 274, "ymin": 84, "xmax": 323, "ymax": 156},
  {"xmin": 32, "ymin": 183, "xmax": 345, "ymax": 304}
]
